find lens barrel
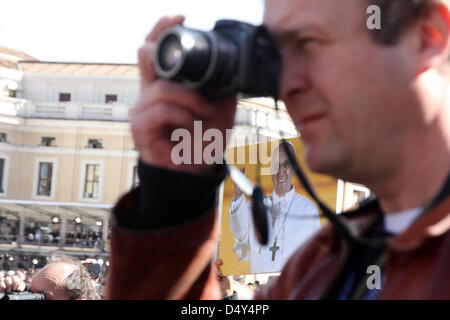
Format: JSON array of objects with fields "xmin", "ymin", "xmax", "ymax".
[{"xmin": 155, "ymin": 26, "xmax": 216, "ymax": 86}]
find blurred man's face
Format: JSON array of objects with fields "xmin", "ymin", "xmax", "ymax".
[
  {"xmin": 264, "ymin": 0, "xmax": 417, "ymax": 181},
  {"xmin": 272, "ymin": 147, "xmax": 294, "ymax": 195},
  {"xmin": 29, "ymin": 263, "xmax": 76, "ymax": 300}
]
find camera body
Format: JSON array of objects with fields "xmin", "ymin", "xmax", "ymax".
[{"xmin": 154, "ymin": 20, "xmax": 281, "ymax": 99}]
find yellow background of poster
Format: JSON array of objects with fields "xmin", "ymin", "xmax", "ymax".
[{"xmin": 218, "ymin": 137, "xmax": 338, "ymax": 276}]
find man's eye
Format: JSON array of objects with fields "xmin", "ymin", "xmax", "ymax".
[
  {"xmin": 296, "ymin": 38, "xmax": 315, "ymax": 50},
  {"xmin": 299, "ymin": 38, "xmax": 313, "ymax": 44}
]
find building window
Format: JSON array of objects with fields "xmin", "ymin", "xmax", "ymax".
[
  {"xmin": 347, "ymin": 184, "xmax": 371, "ymax": 208},
  {"xmin": 0, "ymin": 159, "xmax": 5, "ymax": 193},
  {"xmin": 352, "ymin": 190, "xmax": 368, "ymax": 205},
  {"xmin": 41, "ymin": 137, "xmax": 56, "ymax": 147},
  {"xmin": 132, "ymin": 165, "xmax": 139, "ymax": 188},
  {"xmin": 0, "ymin": 133, "xmax": 7, "ymax": 143},
  {"xmin": 59, "ymin": 93, "xmax": 71, "ymax": 102},
  {"xmin": 84, "ymin": 164, "xmax": 100, "ymax": 199},
  {"xmin": 86, "ymin": 139, "xmax": 103, "ymax": 149},
  {"xmin": 8, "ymin": 90, "xmax": 16, "ymax": 98},
  {"xmin": 37, "ymin": 162, "xmax": 53, "ymax": 196},
  {"xmin": 105, "ymin": 94, "xmax": 118, "ymax": 103}
]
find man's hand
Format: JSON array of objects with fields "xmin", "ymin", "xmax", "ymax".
[
  {"xmin": 0, "ymin": 275, "xmax": 26, "ymax": 293},
  {"xmin": 131, "ymin": 16, "xmax": 237, "ymax": 174}
]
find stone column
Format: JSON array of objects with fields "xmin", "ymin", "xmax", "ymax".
[
  {"xmin": 102, "ymin": 214, "xmax": 109, "ymax": 252},
  {"xmin": 18, "ymin": 211, "xmax": 25, "ymax": 248},
  {"xmin": 59, "ymin": 212, "xmax": 66, "ymax": 248}
]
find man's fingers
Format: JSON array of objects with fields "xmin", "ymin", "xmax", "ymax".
[
  {"xmin": 135, "ymin": 80, "xmax": 214, "ymax": 118},
  {"xmin": 5, "ymin": 276, "xmax": 13, "ymax": 292},
  {"xmin": 145, "ymin": 15, "xmax": 185, "ymax": 43},
  {"xmin": 138, "ymin": 43, "xmax": 157, "ymax": 90},
  {"xmin": 132, "ymin": 102, "xmax": 195, "ymax": 136},
  {"xmin": 0, "ymin": 276, "xmax": 26, "ymax": 293},
  {"xmin": 139, "ymin": 15, "xmax": 185, "ymax": 90},
  {"xmin": 17, "ymin": 272, "xmax": 25, "ymax": 282},
  {"xmin": 16, "ymin": 282, "xmax": 26, "ymax": 292},
  {"xmin": 12, "ymin": 276, "xmax": 25, "ymax": 292}
]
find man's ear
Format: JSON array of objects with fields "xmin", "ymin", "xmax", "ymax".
[{"xmin": 416, "ymin": 2, "xmax": 450, "ymax": 74}]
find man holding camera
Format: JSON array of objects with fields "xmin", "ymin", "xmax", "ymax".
[{"xmin": 109, "ymin": 0, "xmax": 450, "ymax": 299}]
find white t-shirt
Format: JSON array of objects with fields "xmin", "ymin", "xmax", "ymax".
[{"xmin": 384, "ymin": 207, "xmax": 423, "ymax": 234}]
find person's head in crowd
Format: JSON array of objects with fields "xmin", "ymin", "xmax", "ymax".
[
  {"xmin": 29, "ymin": 253, "xmax": 100, "ymax": 300},
  {"xmin": 271, "ymin": 141, "xmax": 295, "ymax": 196}
]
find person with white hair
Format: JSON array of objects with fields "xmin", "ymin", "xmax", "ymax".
[{"xmin": 229, "ymin": 141, "xmax": 321, "ymax": 273}]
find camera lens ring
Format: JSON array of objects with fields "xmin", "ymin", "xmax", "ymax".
[
  {"xmin": 181, "ymin": 32, "xmax": 219, "ymax": 89},
  {"xmin": 155, "ymin": 27, "xmax": 220, "ymax": 90},
  {"xmin": 154, "ymin": 27, "xmax": 187, "ymax": 79}
]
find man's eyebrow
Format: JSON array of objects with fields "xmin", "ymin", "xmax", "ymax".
[{"xmin": 272, "ymin": 25, "xmax": 328, "ymax": 43}]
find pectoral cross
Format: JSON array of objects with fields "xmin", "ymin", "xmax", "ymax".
[{"xmin": 269, "ymin": 238, "xmax": 280, "ymax": 261}]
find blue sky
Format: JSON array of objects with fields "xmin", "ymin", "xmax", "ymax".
[{"xmin": 0, "ymin": 0, "xmax": 264, "ymax": 64}]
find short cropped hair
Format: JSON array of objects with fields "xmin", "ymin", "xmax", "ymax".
[{"xmin": 367, "ymin": 0, "xmax": 429, "ymax": 44}]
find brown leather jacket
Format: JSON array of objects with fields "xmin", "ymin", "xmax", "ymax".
[{"xmin": 108, "ymin": 190, "xmax": 450, "ymax": 300}]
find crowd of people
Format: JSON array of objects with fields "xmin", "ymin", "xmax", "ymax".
[
  {"xmin": 1, "ymin": 254, "xmax": 259, "ymax": 300},
  {"xmin": 0, "ymin": 217, "xmax": 104, "ymax": 249}
]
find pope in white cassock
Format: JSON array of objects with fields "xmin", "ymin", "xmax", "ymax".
[{"xmin": 229, "ymin": 141, "xmax": 322, "ymax": 274}]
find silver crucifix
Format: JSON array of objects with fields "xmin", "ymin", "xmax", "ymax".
[{"xmin": 269, "ymin": 238, "xmax": 280, "ymax": 261}]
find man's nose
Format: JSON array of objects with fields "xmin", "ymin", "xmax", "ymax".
[
  {"xmin": 280, "ymin": 50, "xmax": 308, "ymax": 101},
  {"xmin": 276, "ymin": 166, "xmax": 287, "ymax": 177}
]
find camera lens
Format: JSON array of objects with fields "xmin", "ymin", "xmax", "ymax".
[
  {"xmin": 158, "ymin": 35, "xmax": 183, "ymax": 72},
  {"xmin": 155, "ymin": 27, "xmax": 221, "ymax": 87}
]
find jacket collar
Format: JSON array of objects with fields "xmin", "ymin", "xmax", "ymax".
[
  {"xmin": 341, "ymin": 172, "xmax": 450, "ymax": 252},
  {"xmin": 388, "ymin": 195, "xmax": 450, "ymax": 252},
  {"xmin": 388, "ymin": 170, "xmax": 450, "ymax": 251}
]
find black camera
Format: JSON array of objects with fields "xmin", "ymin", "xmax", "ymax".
[
  {"xmin": 154, "ymin": 20, "xmax": 281, "ymax": 99},
  {"xmin": 0, "ymin": 292, "xmax": 45, "ymax": 300}
]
